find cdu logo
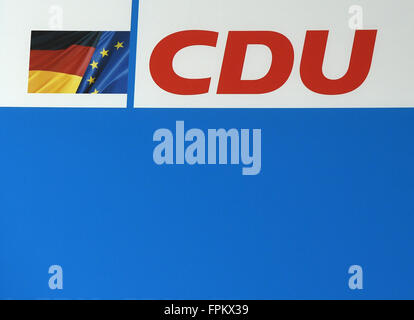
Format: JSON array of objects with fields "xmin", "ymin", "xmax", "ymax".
[{"xmin": 149, "ymin": 29, "xmax": 377, "ymax": 96}]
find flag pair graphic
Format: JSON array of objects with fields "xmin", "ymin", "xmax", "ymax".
[{"xmin": 28, "ymin": 31, "xmax": 130, "ymax": 94}]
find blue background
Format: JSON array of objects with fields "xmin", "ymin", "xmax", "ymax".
[{"xmin": 1, "ymin": 0, "xmax": 413, "ymax": 299}]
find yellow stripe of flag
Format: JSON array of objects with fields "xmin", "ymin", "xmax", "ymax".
[{"xmin": 28, "ymin": 70, "xmax": 82, "ymax": 94}]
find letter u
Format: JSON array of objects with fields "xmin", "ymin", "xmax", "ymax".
[{"xmin": 300, "ymin": 30, "xmax": 377, "ymax": 95}]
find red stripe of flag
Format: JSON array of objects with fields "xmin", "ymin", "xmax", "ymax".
[{"xmin": 29, "ymin": 45, "xmax": 96, "ymax": 77}]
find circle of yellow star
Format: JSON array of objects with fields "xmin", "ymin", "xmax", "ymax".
[
  {"xmin": 91, "ymin": 89, "xmax": 99, "ymax": 94},
  {"xmin": 87, "ymin": 76, "xmax": 96, "ymax": 85},
  {"xmin": 114, "ymin": 41, "xmax": 124, "ymax": 50},
  {"xmin": 100, "ymin": 48, "xmax": 109, "ymax": 58},
  {"xmin": 90, "ymin": 60, "xmax": 98, "ymax": 69}
]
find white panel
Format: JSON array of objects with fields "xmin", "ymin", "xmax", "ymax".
[
  {"xmin": 135, "ymin": 0, "xmax": 414, "ymax": 108},
  {"xmin": 0, "ymin": 0, "xmax": 132, "ymax": 108}
]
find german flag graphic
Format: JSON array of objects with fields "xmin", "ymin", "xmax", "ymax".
[{"xmin": 28, "ymin": 31, "xmax": 129, "ymax": 94}]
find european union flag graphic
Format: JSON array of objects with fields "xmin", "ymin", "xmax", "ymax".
[
  {"xmin": 28, "ymin": 31, "xmax": 130, "ymax": 94},
  {"xmin": 77, "ymin": 31, "xmax": 130, "ymax": 94}
]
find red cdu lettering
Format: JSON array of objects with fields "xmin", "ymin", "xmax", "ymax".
[
  {"xmin": 217, "ymin": 31, "xmax": 295, "ymax": 94},
  {"xmin": 149, "ymin": 30, "xmax": 219, "ymax": 95},
  {"xmin": 300, "ymin": 30, "xmax": 377, "ymax": 95}
]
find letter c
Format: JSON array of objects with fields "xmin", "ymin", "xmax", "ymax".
[{"xmin": 150, "ymin": 30, "xmax": 219, "ymax": 95}]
